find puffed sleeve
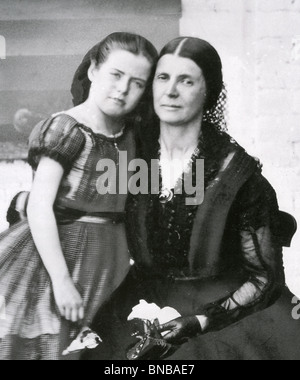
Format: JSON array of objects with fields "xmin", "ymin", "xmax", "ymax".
[
  {"xmin": 28, "ymin": 115, "xmax": 85, "ymax": 173},
  {"xmin": 201, "ymin": 172, "xmax": 285, "ymax": 331}
]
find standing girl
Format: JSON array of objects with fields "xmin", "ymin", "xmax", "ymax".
[{"xmin": 0, "ymin": 32, "xmax": 157, "ymax": 360}]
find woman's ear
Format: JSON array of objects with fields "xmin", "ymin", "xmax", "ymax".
[{"xmin": 87, "ymin": 60, "xmax": 98, "ymax": 82}]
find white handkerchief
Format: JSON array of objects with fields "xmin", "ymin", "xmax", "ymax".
[{"xmin": 127, "ymin": 299, "xmax": 181, "ymax": 325}]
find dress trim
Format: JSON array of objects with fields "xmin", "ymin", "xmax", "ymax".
[{"xmin": 56, "ymin": 113, "xmax": 127, "ymax": 142}]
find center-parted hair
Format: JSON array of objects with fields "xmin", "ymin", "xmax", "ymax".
[
  {"xmin": 71, "ymin": 32, "xmax": 158, "ymax": 108},
  {"xmin": 159, "ymin": 37, "xmax": 223, "ymax": 111},
  {"xmin": 138, "ymin": 37, "xmax": 228, "ymax": 163}
]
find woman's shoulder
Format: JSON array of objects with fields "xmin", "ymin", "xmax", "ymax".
[
  {"xmin": 241, "ymin": 170, "xmax": 276, "ymax": 199},
  {"xmin": 234, "ymin": 165, "xmax": 279, "ymax": 222},
  {"xmin": 202, "ymin": 123, "xmax": 260, "ymax": 180},
  {"xmin": 211, "ymin": 126, "xmax": 278, "ymax": 206},
  {"xmin": 232, "ymin": 169, "xmax": 280, "ymax": 232},
  {"xmin": 227, "ymin": 139, "xmax": 275, "ymax": 203}
]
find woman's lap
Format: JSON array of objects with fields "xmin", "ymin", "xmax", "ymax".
[
  {"xmin": 86, "ymin": 279, "xmax": 300, "ymax": 360},
  {"xmin": 169, "ymin": 286, "xmax": 300, "ymax": 360}
]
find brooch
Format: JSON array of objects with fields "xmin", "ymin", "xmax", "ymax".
[{"xmin": 158, "ymin": 188, "xmax": 174, "ymax": 204}]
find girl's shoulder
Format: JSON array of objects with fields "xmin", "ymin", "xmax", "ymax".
[
  {"xmin": 28, "ymin": 114, "xmax": 86, "ymax": 172},
  {"xmin": 31, "ymin": 113, "xmax": 84, "ymax": 138}
]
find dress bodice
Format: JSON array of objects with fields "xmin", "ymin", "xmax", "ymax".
[{"xmin": 28, "ymin": 114, "xmax": 136, "ymax": 213}]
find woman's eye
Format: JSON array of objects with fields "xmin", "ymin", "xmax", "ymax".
[
  {"xmin": 156, "ymin": 75, "xmax": 168, "ymax": 81},
  {"xmin": 181, "ymin": 79, "xmax": 194, "ymax": 86}
]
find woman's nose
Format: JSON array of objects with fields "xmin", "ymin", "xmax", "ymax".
[
  {"xmin": 166, "ymin": 81, "xmax": 179, "ymax": 98},
  {"xmin": 117, "ymin": 78, "xmax": 130, "ymax": 95}
]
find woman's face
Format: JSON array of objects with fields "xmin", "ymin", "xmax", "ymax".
[
  {"xmin": 88, "ymin": 50, "xmax": 152, "ymax": 118},
  {"xmin": 153, "ymin": 54, "xmax": 207, "ymax": 127}
]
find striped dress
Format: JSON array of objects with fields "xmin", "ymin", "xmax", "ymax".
[{"xmin": 0, "ymin": 114, "xmax": 134, "ymax": 360}]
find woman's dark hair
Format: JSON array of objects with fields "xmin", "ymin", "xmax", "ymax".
[
  {"xmin": 71, "ymin": 32, "xmax": 158, "ymax": 111},
  {"xmin": 159, "ymin": 37, "xmax": 223, "ymax": 111},
  {"xmin": 138, "ymin": 37, "xmax": 229, "ymax": 163}
]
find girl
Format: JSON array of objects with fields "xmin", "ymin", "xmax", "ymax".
[{"xmin": 0, "ymin": 32, "xmax": 157, "ymax": 360}]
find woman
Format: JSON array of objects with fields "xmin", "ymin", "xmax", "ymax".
[
  {"xmin": 0, "ymin": 32, "xmax": 157, "ymax": 360},
  {"xmin": 89, "ymin": 37, "xmax": 300, "ymax": 360}
]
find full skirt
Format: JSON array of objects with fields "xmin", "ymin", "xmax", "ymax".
[
  {"xmin": 0, "ymin": 219, "xmax": 130, "ymax": 360},
  {"xmin": 85, "ymin": 271, "xmax": 300, "ymax": 361}
]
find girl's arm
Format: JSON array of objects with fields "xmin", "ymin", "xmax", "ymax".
[{"xmin": 27, "ymin": 157, "xmax": 84, "ymax": 323}]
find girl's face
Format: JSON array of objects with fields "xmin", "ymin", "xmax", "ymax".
[
  {"xmin": 88, "ymin": 50, "xmax": 152, "ymax": 118},
  {"xmin": 153, "ymin": 54, "xmax": 207, "ymax": 127}
]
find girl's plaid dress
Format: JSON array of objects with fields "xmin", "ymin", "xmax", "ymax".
[{"xmin": 0, "ymin": 114, "xmax": 135, "ymax": 360}]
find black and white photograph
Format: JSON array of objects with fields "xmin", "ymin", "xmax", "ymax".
[{"xmin": 0, "ymin": 0, "xmax": 300, "ymax": 362}]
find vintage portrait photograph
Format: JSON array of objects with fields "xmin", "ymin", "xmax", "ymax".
[{"xmin": 0, "ymin": 0, "xmax": 300, "ymax": 362}]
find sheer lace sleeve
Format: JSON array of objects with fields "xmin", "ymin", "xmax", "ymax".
[{"xmin": 202, "ymin": 173, "xmax": 285, "ymax": 331}]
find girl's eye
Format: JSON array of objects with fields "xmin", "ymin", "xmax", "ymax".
[
  {"xmin": 133, "ymin": 81, "xmax": 145, "ymax": 89},
  {"xmin": 111, "ymin": 72, "xmax": 121, "ymax": 79}
]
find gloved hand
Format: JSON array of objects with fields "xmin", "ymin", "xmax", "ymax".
[
  {"xmin": 158, "ymin": 316, "xmax": 202, "ymax": 345},
  {"xmin": 126, "ymin": 319, "xmax": 177, "ymax": 360}
]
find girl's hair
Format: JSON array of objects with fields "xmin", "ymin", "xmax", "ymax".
[
  {"xmin": 71, "ymin": 32, "xmax": 158, "ymax": 109},
  {"xmin": 159, "ymin": 37, "xmax": 223, "ymax": 111}
]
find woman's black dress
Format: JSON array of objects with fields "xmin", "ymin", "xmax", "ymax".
[{"xmin": 87, "ymin": 123, "xmax": 300, "ymax": 360}]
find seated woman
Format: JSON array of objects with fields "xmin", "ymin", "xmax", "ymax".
[{"xmin": 87, "ymin": 37, "xmax": 300, "ymax": 361}]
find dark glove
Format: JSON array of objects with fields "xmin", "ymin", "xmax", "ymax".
[
  {"xmin": 158, "ymin": 316, "xmax": 202, "ymax": 345},
  {"xmin": 126, "ymin": 319, "xmax": 177, "ymax": 360}
]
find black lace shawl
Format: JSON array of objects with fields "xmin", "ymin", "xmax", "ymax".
[{"xmin": 126, "ymin": 121, "xmax": 285, "ymax": 332}]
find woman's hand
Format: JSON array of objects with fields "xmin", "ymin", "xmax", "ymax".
[
  {"xmin": 52, "ymin": 275, "xmax": 85, "ymax": 323},
  {"xmin": 158, "ymin": 316, "xmax": 202, "ymax": 345}
]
